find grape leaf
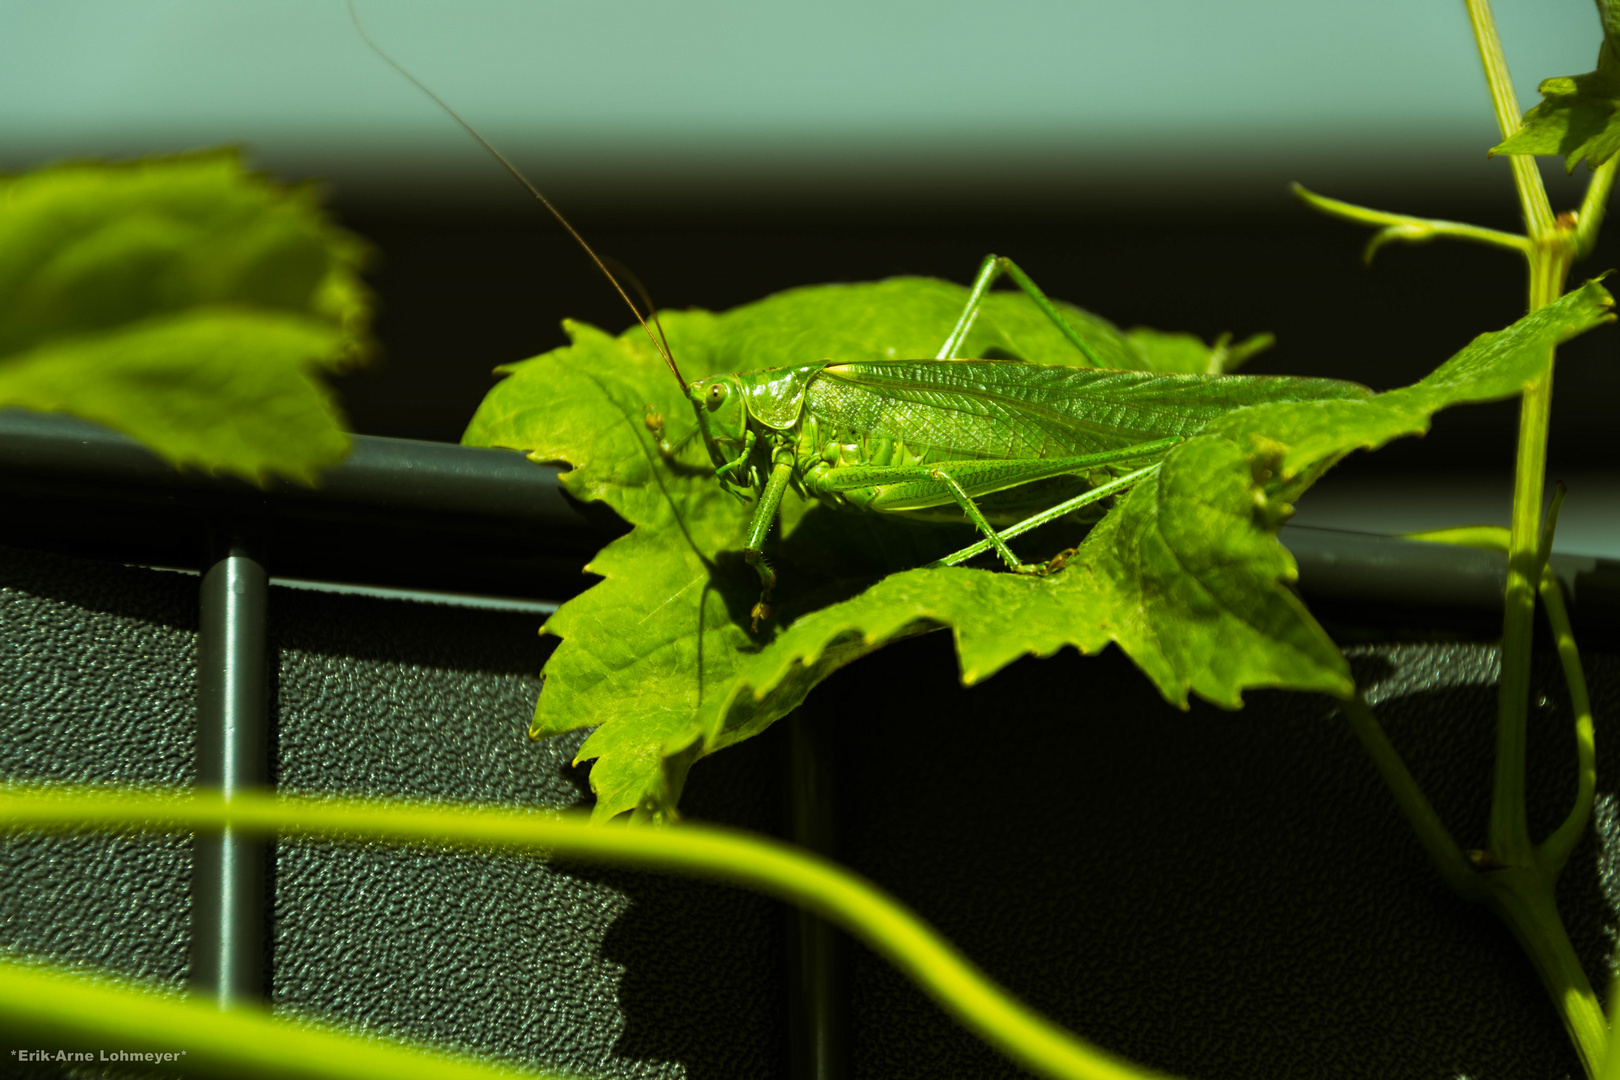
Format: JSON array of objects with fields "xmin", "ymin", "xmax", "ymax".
[
  {"xmin": 464, "ymin": 278, "xmax": 1612, "ymax": 823},
  {"xmin": 1490, "ymin": 39, "xmax": 1620, "ymax": 172},
  {"xmin": 1126, "ymin": 328, "xmax": 1273, "ymax": 374},
  {"xmin": 0, "ymin": 150, "xmax": 370, "ymax": 483}
]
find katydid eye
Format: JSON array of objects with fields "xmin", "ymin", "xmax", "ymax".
[{"xmin": 707, "ymin": 383, "xmax": 727, "ymax": 408}]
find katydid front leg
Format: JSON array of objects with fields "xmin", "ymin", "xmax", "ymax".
[{"xmin": 743, "ymin": 445, "xmax": 797, "ymax": 631}]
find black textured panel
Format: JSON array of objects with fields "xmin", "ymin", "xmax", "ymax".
[
  {"xmin": 828, "ymin": 634, "xmax": 1618, "ymax": 1080},
  {"xmin": 0, "ymin": 546, "xmax": 196, "ymax": 789},
  {"xmin": 264, "ymin": 584, "xmax": 785, "ymax": 1079},
  {"xmin": 0, "ymin": 546, "xmax": 196, "ymax": 1000},
  {"xmin": 8, "ymin": 536, "xmax": 1620, "ymax": 1080},
  {"xmin": 0, "ymin": 547, "xmax": 786, "ymax": 1080}
]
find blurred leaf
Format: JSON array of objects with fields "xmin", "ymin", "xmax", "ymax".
[
  {"xmin": 464, "ymin": 278, "xmax": 1611, "ymax": 822},
  {"xmin": 0, "ymin": 149, "xmax": 371, "ymax": 482},
  {"xmin": 697, "ymin": 276, "xmax": 1262, "ymax": 371},
  {"xmin": 1125, "ymin": 328, "xmax": 1273, "ymax": 374}
]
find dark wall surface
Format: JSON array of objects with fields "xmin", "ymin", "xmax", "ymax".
[{"xmin": 824, "ymin": 634, "xmax": 1620, "ymax": 1080}]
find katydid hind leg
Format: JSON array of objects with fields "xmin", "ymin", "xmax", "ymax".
[
  {"xmin": 813, "ymin": 438, "xmax": 1180, "ymax": 500},
  {"xmin": 936, "ymin": 254, "xmax": 1002, "ymax": 359},
  {"xmin": 996, "ymin": 257, "xmax": 1104, "ymax": 366},
  {"xmin": 926, "ymin": 466, "xmax": 1093, "ymax": 576},
  {"xmin": 926, "ymin": 462, "xmax": 1164, "ymax": 572},
  {"xmin": 926, "ymin": 467, "xmax": 1027, "ymax": 571},
  {"xmin": 937, "ymin": 254, "xmax": 1104, "ymax": 366},
  {"xmin": 805, "ymin": 440, "xmax": 1178, "ymax": 574}
]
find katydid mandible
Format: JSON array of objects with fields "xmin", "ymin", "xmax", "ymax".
[{"xmin": 353, "ymin": 9, "xmax": 1371, "ymax": 631}]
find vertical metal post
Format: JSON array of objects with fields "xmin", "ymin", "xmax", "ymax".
[
  {"xmin": 190, "ymin": 535, "xmax": 269, "ymax": 1005},
  {"xmin": 785, "ymin": 710, "xmax": 845, "ymax": 1080}
]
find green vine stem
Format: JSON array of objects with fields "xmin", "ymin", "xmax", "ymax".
[
  {"xmin": 1463, "ymin": 0, "xmax": 1570, "ymax": 869},
  {"xmin": 1404, "ymin": 517, "xmax": 1598, "ymax": 884},
  {"xmin": 0, "ymin": 786, "xmax": 1176, "ymax": 1080},
  {"xmin": 1477, "ymin": 865, "xmax": 1608, "ymax": 1073},
  {"xmin": 1465, "ymin": 0, "xmax": 1556, "ymax": 239},
  {"xmin": 1531, "ymin": 484, "xmax": 1596, "ymax": 879},
  {"xmin": 1398, "ymin": 511, "xmax": 1604, "ymax": 1071},
  {"xmin": 1343, "ymin": 677, "xmax": 1605, "ymax": 1074}
]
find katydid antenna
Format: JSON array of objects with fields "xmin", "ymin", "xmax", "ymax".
[{"xmin": 347, "ymin": 1, "xmax": 685, "ymax": 389}]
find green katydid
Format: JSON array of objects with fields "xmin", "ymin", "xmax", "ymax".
[
  {"xmin": 644, "ymin": 256, "xmax": 1370, "ymax": 628},
  {"xmin": 353, "ymin": 9, "xmax": 1371, "ymax": 631}
]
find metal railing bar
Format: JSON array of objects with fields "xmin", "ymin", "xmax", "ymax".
[{"xmin": 190, "ymin": 536, "xmax": 270, "ymax": 1005}]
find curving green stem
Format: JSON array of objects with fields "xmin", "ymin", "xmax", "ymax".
[
  {"xmin": 0, "ymin": 786, "xmax": 1176, "ymax": 1080},
  {"xmin": 0, "ymin": 958, "xmax": 554, "ymax": 1080},
  {"xmin": 1291, "ymin": 184, "xmax": 1532, "ymax": 262},
  {"xmin": 1576, "ymin": 156, "xmax": 1620, "ymax": 259},
  {"xmin": 1534, "ymin": 558, "xmax": 1597, "ymax": 879}
]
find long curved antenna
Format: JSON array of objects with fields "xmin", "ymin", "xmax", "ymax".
[
  {"xmin": 347, "ymin": 1, "xmax": 687, "ymax": 390},
  {"xmin": 602, "ymin": 255, "xmax": 675, "ymax": 376}
]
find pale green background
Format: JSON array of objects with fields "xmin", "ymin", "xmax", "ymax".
[{"xmin": 0, "ymin": 0, "xmax": 1603, "ymax": 201}]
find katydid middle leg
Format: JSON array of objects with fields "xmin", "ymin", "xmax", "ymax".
[{"xmin": 936, "ymin": 254, "xmax": 1104, "ymax": 365}]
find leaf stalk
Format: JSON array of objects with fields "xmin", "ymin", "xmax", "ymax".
[
  {"xmin": 1290, "ymin": 185, "xmax": 1532, "ymax": 262},
  {"xmin": 1576, "ymin": 155, "xmax": 1620, "ymax": 258},
  {"xmin": 1339, "ymin": 692, "xmax": 1479, "ymax": 898},
  {"xmin": 1533, "ymin": 559, "xmax": 1596, "ymax": 879}
]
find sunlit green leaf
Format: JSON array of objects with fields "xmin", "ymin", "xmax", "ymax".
[{"xmin": 464, "ymin": 278, "xmax": 1612, "ymax": 822}]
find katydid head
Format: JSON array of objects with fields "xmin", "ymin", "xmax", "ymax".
[
  {"xmin": 687, "ymin": 374, "xmax": 750, "ymax": 447},
  {"xmin": 679, "ymin": 373, "xmax": 754, "ymax": 494}
]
